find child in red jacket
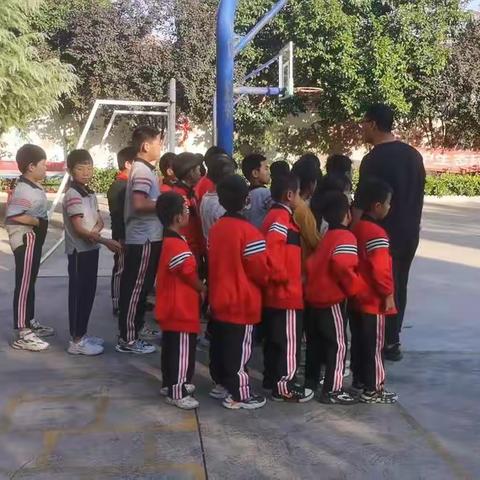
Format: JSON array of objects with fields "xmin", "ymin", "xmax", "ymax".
[
  {"xmin": 305, "ymin": 191, "xmax": 360, "ymax": 405},
  {"xmin": 155, "ymin": 192, "xmax": 206, "ymax": 410},
  {"xmin": 208, "ymin": 174, "xmax": 269, "ymax": 410},
  {"xmin": 261, "ymin": 173, "xmax": 313, "ymax": 403},
  {"xmin": 351, "ymin": 178, "xmax": 398, "ymax": 404}
]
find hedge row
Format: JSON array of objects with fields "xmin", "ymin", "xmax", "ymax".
[{"xmin": 2, "ymin": 169, "xmax": 480, "ymax": 197}]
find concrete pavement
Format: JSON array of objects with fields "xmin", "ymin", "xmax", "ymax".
[{"xmin": 0, "ymin": 196, "xmax": 478, "ymax": 479}]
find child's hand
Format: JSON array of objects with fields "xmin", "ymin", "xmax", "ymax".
[
  {"xmin": 384, "ymin": 294, "xmax": 395, "ymax": 312},
  {"xmin": 105, "ymin": 239, "xmax": 122, "ymax": 254},
  {"xmin": 86, "ymin": 231, "xmax": 101, "ymax": 244}
]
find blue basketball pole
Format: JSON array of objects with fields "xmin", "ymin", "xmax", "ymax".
[{"xmin": 216, "ymin": 0, "xmax": 288, "ymax": 156}]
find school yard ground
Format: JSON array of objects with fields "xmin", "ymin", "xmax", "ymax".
[{"xmin": 0, "ymin": 194, "xmax": 478, "ymax": 480}]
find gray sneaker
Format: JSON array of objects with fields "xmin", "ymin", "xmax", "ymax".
[
  {"xmin": 30, "ymin": 319, "xmax": 55, "ymax": 337},
  {"xmin": 115, "ymin": 339, "xmax": 156, "ymax": 354}
]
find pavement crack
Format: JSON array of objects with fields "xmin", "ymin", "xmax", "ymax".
[{"xmin": 194, "ymin": 409, "xmax": 209, "ymax": 480}]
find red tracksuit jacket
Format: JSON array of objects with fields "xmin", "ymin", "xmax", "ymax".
[
  {"xmin": 155, "ymin": 229, "xmax": 200, "ymax": 333},
  {"xmin": 305, "ymin": 225, "xmax": 361, "ymax": 308},
  {"xmin": 173, "ymin": 182, "xmax": 204, "ymax": 258},
  {"xmin": 208, "ymin": 213, "xmax": 269, "ymax": 325},
  {"xmin": 261, "ymin": 203, "xmax": 303, "ymax": 310},
  {"xmin": 352, "ymin": 216, "xmax": 397, "ymax": 315}
]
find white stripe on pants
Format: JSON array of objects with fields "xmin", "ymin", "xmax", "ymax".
[
  {"xmin": 277, "ymin": 309, "xmax": 297, "ymax": 396},
  {"xmin": 18, "ymin": 232, "xmax": 35, "ymax": 329}
]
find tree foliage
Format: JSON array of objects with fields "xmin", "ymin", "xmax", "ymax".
[{"xmin": 0, "ymin": 0, "xmax": 77, "ymax": 135}]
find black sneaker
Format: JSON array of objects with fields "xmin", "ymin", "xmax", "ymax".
[
  {"xmin": 319, "ymin": 390, "xmax": 358, "ymax": 405},
  {"xmin": 115, "ymin": 339, "xmax": 156, "ymax": 354},
  {"xmin": 360, "ymin": 390, "xmax": 398, "ymax": 404},
  {"xmin": 272, "ymin": 386, "xmax": 314, "ymax": 403},
  {"xmin": 384, "ymin": 344, "xmax": 403, "ymax": 362}
]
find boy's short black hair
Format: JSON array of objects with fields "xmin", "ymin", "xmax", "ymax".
[
  {"xmin": 355, "ymin": 178, "xmax": 393, "ymax": 211},
  {"xmin": 320, "ymin": 173, "xmax": 351, "ymax": 194},
  {"xmin": 117, "ymin": 146, "xmax": 136, "ymax": 171},
  {"xmin": 156, "ymin": 191, "xmax": 185, "ymax": 228},
  {"xmin": 270, "ymin": 160, "xmax": 290, "ymax": 181},
  {"xmin": 131, "ymin": 126, "xmax": 161, "ymax": 154},
  {"xmin": 159, "ymin": 152, "xmax": 176, "ymax": 177},
  {"xmin": 319, "ymin": 190, "xmax": 350, "ymax": 225},
  {"xmin": 298, "ymin": 152, "xmax": 321, "ymax": 171},
  {"xmin": 67, "ymin": 149, "xmax": 93, "ymax": 171},
  {"xmin": 241, "ymin": 153, "xmax": 267, "ymax": 181},
  {"xmin": 270, "ymin": 173, "xmax": 300, "ymax": 203},
  {"xmin": 364, "ymin": 104, "xmax": 395, "ymax": 133},
  {"xmin": 326, "ymin": 154, "xmax": 352, "ymax": 176},
  {"xmin": 16, "ymin": 144, "xmax": 46, "ymax": 174},
  {"xmin": 208, "ymin": 154, "xmax": 235, "ymax": 185},
  {"xmin": 291, "ymin": 158, "xmax": 318, "ymax": 195},
  {"xmin": 205, "ymin": 146, "xmax": 227, "ymax": 170},
  {"xmin": 217, "ymin": 174, "xmax": 249, "ymax": 213}
]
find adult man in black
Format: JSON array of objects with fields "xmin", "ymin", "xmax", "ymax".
[{"xmin": 353, "ymin": 104, "xmax": 426, "ymax": 361}]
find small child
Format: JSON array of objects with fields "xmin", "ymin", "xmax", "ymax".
[
  {"xmin": 195, "ymin": 146, "xmax": 227, "ymax": 203},
  {"xmin": 269, "ymin": 160, "xmax": 290, "ymax": 181},
  {"xmin": 261, "ymin": 173, "xmax": 313, "ymax": 402},
  {"xmin": 325, "ymin": 154, "xmax": 353, "ymax": 185},
  {"xmin": 241, "ymin": 153, "xmax": 271, "ymax": 228},
  {"xmin": 208, "ymin": 174, "xmax": 269, "ymax": 410},
  {"xmin": 172, "ymin": 152, "xmax": 204, "ymax": 260},
  {"xmin": 199, "ymin": 153, "xmax": 235, "ymax": 241},
  {"xmin": 305, "ymin": 191, "xmax": 360, "ymax": 404},
  {"xmin": 6, "ymin": 144, "xmax": 54, "ymax": 351},
  {"xmin": 107, "ymin": 146, "xmax": 135, "ymax": 315},
  {"xmin": 63, "ymin": 149, "xmax": 121, "ymax": 355},
  {"xmin": 351, "ymin": 178, "xmax": 398, "ymax": 404},
  {"xmin": 155, "ymin": 192, "xmax": 205, "ymax": 410},
  {"xmin": 159, "ymin": 152, "xmax": 177, "ymax": 193}
]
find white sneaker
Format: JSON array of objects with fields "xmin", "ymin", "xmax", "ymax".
[
  {"xmin": 223, "ymin": 394, "xmax": 267, "ymax": 410},
  {"xmin": 84, "ymin": 336, "xmax": 104, "ymax": 346},
  {"xmin": 139, "ymin": 326, "xmax": 162, "ymax": 340},
  {"xmin": 68, "ymin": 337, "xmax": 104, "ymax": 356},
  {"xmin": 12, "ymin": 330, "xmax": 49, "ymax": 352},
  {"xmin": 30, "ymin": 319, "xmax": 55, "ymax": 337},
  {"xmin": 161, "ymin": 384, "xmax": 195, "ymax": 396},
  {"xmin": 165, "ymin": 395, "xmax": 199, "ymax": 410},
  {"xmin": 209, "ymin": 384, "xmax": 228, "ymax": 399}
]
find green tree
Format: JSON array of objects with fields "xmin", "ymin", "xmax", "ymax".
[{"xmin": 0, "ymin": 0, "xmax": 76, "ymax": 135}]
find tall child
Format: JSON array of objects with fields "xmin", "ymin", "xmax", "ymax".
[
  {"xmin": 241, "ymin": 153, "xmax": 271, "ymax": 228},
  {"xmin": 6, "ymin": 145, "xmax": 54, "ymax": 351},
  {"xmin": 351, "ymin": 178, "xmax": 398, "ymax": 404},
  {"xmin": 261, "ymin": 173, "xmax": 313, "ymax": 402},
  {"xmin": 305, "ymin": 191, "xmax": 360, "ymax": 404},
  {"xmin": 208, "ymin": 174, "xmax": 269, "ymax": 410},
  {"xmin": 63, "ymin": 150, "xmax": 121, "ymax": 355},
  {"xmin": 155, "ymin": 192, "xmax": 205, "ymax": 410},
  {"xmin": 107, "ymin": 146, "xmax": 135, "ymax": 316},
  {"xmin": 117, "ymin": 126, "xmax": 163, "ymax": 354}
]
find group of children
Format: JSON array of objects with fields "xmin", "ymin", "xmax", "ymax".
[{"xmin": 5, "ymin": 125, "xmax": 398, "ymax": 411}]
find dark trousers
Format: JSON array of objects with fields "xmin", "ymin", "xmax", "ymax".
[
  {"xmin": 68, "ymin": 249, "xmax": 99, "ymax": 339},
  {"xmin": 119, "ymin": 241, "xmax": 161, "ymax": 342},
  {"xmin": 209, "ymin": 321, "xmax": 254, "ymax": 401},
  {"xmin": 161, "ymin": 331, "xmax": 197, "ymax": 400},
  {"xmin": 111, "ymin": 249, "xmax": 125, "ymax": 311},
  {"xmin": 13, "ymin": 231, "xmax": 44, "ymax": 330},
  {"xmin": 263, "ymin": 308, "xmax": 303, "ymax": 396},
  {"xmin": 305, "ymin": 304, "xmax": 347, "ymax": 393},
  {"xmin": 350, "ymin": 311, "xmax": 386, "ymax": 392},
  {"xmin": 387, "ymin": 237, "xmax": 419, "ymax": 346}
]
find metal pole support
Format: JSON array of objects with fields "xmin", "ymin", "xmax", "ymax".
[{"xmin": 168, "ymin": 78, "xmax": 176, "ymax": 153}]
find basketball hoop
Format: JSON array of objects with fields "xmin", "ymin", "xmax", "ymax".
[{"xmin": 294, "ymin": 87, "xmax": 322, "ymax": 108}]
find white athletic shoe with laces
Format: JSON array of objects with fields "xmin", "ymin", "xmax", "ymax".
[
  {"xmin": 139, "ymin": 326, "xmax": 162, "ymax": 340},
  {"xmin": 84, "ymin": 336, "xmax": 105, "ymax": 346},
  {"xmin": 68, "ymin": 337, "xmax": 104, "ymax": 356},
  {"xmin": 165, "ymin": 395, "xmax": 199, "ymax": 410},
  {"xmin": 30, "ymin": 319, "xmax": 55, "ymax": 337},
  {"xmin": 12, "ymin": 330, "xmax": 49, "ymax": 351},
  {"xmin": 161, "ymin": 384, "xmax": 195, "ymax": 396}
]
